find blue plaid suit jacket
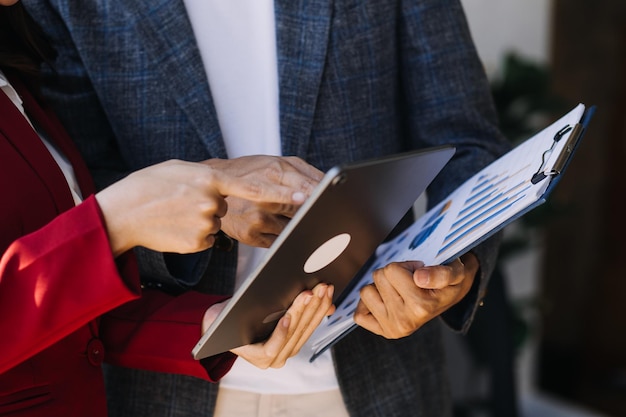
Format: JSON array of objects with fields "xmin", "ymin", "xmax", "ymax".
[{"xmin": 24, "ymin": 0, "xmax": 511, "ymax": 415}]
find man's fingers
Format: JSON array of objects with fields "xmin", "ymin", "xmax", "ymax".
[
  {"xmin": 370, "ymin": 262, "xmax": 419, "ymax": 306},
  {"xmin": 212, "ymin": 173, "xmax": 310, "ymax": 206},
  {"xmin": 353, "ymin": 300, "xmax": 384, "ymax": 336},
  {"xmin": 256, "ymin": 202, "xmax": 300, "ymax": 219},
  {"xmin": 414, "ymin": 264, "xmax": 457, "ymax": 289},
  {"xmin": 358, "ymin": 283, "xmax": 386, "ymax": 323},
  {"xmin": 203, "ymin": 156, "xmax": 323, "ymax": 205},
  {"xmin": 284, "ymin": 156, "xmax": 325, "ymax": 182}
]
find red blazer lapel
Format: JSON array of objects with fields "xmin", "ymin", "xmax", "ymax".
[
  {"xmin": 0, "ymin": 88, "xmax": 74, "ymax": 214},
  {"xmin": 4, "ymin": 75, "xmax": 96, "ymax": 203}
]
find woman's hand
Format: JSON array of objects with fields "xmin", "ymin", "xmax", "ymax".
[
  {"xmin": 202, "ymin": 283, "xmax": 335, "ymax": 369},
  {"xmin": 95, "ymin": 157, "xmax": 321, "ymax": 256}
]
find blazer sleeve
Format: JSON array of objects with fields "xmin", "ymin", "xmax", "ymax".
[
  {"xmin": 0, "ymin": 196, "xmax": 236, "ymax": 380},
  {"xmin": 100, "ymin": 290, "xmax": 237, "ymax": 382},
  {"xmin": 0, "ymin": 196, "xmax": 141, "ymax": 373}
]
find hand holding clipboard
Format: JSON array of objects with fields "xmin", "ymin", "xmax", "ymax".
[{"xmin": 309, "ymin": 103, "xmax": 595, "ymax": 360}]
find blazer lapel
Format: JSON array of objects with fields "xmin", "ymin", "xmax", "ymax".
[
  {"xmin": 134, "ymin": 0, "xmax": 228, "ymax": 158},
  {"xmin": 128, "ymin": 0, "xmax": 333, "ymax": 159},
  {"xmin": 275, "ymin": 0, "xmax": 333, "ymax": 157},
  {"xmin": 0, "ymin": 80, "xmax": 76, "ymax": 213},
  {"xmin": 14, "ymin": 79, "xmax": 96, "ymax": 199}
]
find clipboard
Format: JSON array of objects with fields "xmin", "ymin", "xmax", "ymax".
[
  {"xmin": 308, "ymin": 103, "xmax": 596, "ymax": 361},
  {"xmin": 192, "ymin": 146, "xmax": 456, "ymax": 359}
]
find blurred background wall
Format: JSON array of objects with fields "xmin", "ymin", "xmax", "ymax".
[
  {"xmin": 462, "ymin": 0, "xmax": 550, "ymax": 74},
  {"xmin": 452, "ymin": 1, "xmax": 626, "ymax": 416}
]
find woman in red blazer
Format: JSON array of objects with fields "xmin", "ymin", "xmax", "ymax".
[{"xmin": 0, "ymin": 2, "xmax": 334, "ymax": 416}]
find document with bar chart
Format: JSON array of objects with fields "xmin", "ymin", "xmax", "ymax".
[{"xmin": 309, "ymin": 103, "xmax": 595, "ymax": 361}]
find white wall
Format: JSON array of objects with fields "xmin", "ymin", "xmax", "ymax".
[{"xmin": 460, "ymin": 0, "xmax": 552, "ymax": 77}]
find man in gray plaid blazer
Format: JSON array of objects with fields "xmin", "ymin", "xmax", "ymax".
[{"xmin": 24, "ymin": 0, "xmax": 511, "ymax": 415}]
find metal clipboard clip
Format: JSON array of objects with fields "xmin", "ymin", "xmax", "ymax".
[{"xmin": 531, "ymin": 123, "xmax": 583, "ymax": 184}]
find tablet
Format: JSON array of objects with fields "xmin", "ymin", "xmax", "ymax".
[{"xmin": 192, "ymin": 146, "xmax": 455, "ymax": 359}]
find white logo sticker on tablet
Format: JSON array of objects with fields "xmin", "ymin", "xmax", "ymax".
[{"xmin": 303, "ymin": 233, "xmax": 351, "ymax": 273}]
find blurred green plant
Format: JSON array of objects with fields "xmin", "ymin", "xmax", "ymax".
[
  {"xmin": 490, "ymin": 52, "xmax": 570, "ymax": 261},
  {"xmin": 491, "ymin": 52, "xmax": 567, "ymax": 144}
]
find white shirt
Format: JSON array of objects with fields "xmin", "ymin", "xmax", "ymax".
[
  {"xmin": 0, "ymin": 71, "xmax": 83, "ymax": 206},
  {"xmin": 182, "ymin": 0, "xmax": 339, "ymax": 394}
]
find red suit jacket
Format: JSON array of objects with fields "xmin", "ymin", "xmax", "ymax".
[{"xmin": 0, "ymin": 75, "xmax": 235, "ymax": 416}]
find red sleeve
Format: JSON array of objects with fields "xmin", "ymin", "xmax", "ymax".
[
  {"xmin": 0, "ymin": 196, "xmax": 141, "ymax": 374},
  {"xmin": 100, "ymin": 290, "xmax": 237, "ymax": 382},
  {"xmin": 0, "ymin": 195, "xmax": 235, "ymax": 380}
]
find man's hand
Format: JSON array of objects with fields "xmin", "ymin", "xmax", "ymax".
[
  {"xmin": 206, "ymin": 156, "xmax": 323, "ymax": 247},
  {"xmin": 219, "ymin": 197, "xmax": 292, "ymax": 248},
  {"xmin": 354, "ymin": 253, "xmax": 479, "ymax": 338}
]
